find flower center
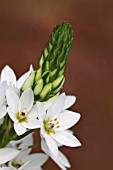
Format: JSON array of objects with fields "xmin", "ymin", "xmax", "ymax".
[
  {"xmin": 44, "ymin": 118, "xmax": 60, "ymax": 135},
  {"xmin": 12, "ymin": 161, "xmax": 23, "ymax": 169},
  {"xmin": 16, "ymin": 109, "xmax": 27, "ymax": 122}
]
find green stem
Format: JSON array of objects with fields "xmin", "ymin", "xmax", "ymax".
[
  {"xmin": 0, "ymin": 127, "xmax": 35, "ymax": 148},
  {"xmin": 28, "ymin": 143, "xmax": 41, "ymax": 149}
]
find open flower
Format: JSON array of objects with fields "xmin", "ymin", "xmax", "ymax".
[
  {"xmin": 6, "ymin": 88, "xmax": 40, "ymax": 136},
  {"xmin": 1, "ymin": 65, "xmax": 33, "ymax": 89},
  {"xmin": 9, "ymin": 151, "xmax": 48, "ymax": 170},
  {"xmin": 8, "ymin": 134, "xmax": 48, "ymax": 170},
  {"xmin": 37, "ymin": 93, "xmax": 81, "ymax": 157}
]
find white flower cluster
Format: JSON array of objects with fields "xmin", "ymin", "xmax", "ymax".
[{"xmin": 0, "ymin": 65, "xmax": 81, "ymax": 170}]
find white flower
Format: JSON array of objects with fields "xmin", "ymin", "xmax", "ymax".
[
  {"xmin": 6, "ymin": 88, "xmax": 40, "ymax": 136},
  {"xmin": 0, "ymin": 82, "xmax": 7, "ymax": 119},
  {"xmin": 1, "ymin": 65, "xmax": 33, "ymax": 89},
  {"xmin": 36, "ymin": 93, "xmax": 81, "ymax": 157},
  {"xmin": 8, "ymin": 134, "xmax": 48, "ymax": 170},
  {"xmin": 41, "ymin": 139, "xmax": 70, "ymax": 170},
  {"xmin": 9, "ymin": 151, "xmax": 48, "ymax": 170},
  {"xmin": 0, "ymin": 148, "xmax": 20, "ymax": 165}
]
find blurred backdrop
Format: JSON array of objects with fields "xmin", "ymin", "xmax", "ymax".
[{"xmin": 0, "ymin": 0, "xmax": 113, "ymax": 170}]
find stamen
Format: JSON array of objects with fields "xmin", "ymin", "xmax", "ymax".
[
  {"xmin": 54, "ymin": 118, "xmax": 58, "ymax": 121},
  {"xmin": 56, "ymin": 125, "xmax": 60, "ymax": 128}
]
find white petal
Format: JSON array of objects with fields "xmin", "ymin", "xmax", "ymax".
[
  {"xmin": 6, "ymin": 89, "xmax": 19, "ymax": 113},
  {"xmin": 50, "ymin": 153, "xmax": 67, "ymax": 170},
  {"xmin": 22, "ymin": 119, "xmax": 40, "ymax": 129},
  {"xmin": 7, "ymin": 107, "xmax": 18, "ymax": 123},
  {"xmin": 0, "ymin": 148, "xmax": 20, "ymax": 164},
  {"xmin": 28, "ymin": 105, "xmax": 38, "ymax": 120},
  {"xmin": 63, "ymin": 95, "xmax": 76, "ymax": 110},
  {"xmin": 36, "ymin": 102, "xmax": 46, "ymax": 121},
  {"xmin": 43, "ymin": 95, "xmax": 58, "ymax": 110},
  {"xmin": 18, "ymin": 135, "xmax": 33, "ymax": 148},
  {"xmin": 0, "ymin": 105, "xmax": 7, "ymax": 119},
  {"xmin": 57, "ymin": 110, "xmax": 81, "ymax": 131},
  {"xmin": 14, "ymin": 122, "xmax": 26, "ymax": 136},
  {"xmin": 1, "ymin": 168, "xmax": 15, "ymax": 170},
  {"xmin": 58, "ymin": 151, "xmax": 71, "ymax": 168},
  {"xmin": 10, "ymin": 134, "xmax": 33, "ymax": 149},
  {"xmin": 0, "ymin": 82, "xmax": 7, "ymax": 106},
  {"xmin": 16, "ymin": 65, "xmax": 33, "ymax": 89},
  {"xmin": 1, "ymin": 65, "xmax": 16, "ymax": 86},
  {"xmin": 52, "ymin": 131, "xmax": 81, "ymax": 147},
  {"xmin": 20, "ymin": 88, "xmax": 33, "ymax": 112},
  {"xmin": 8, "ymin": 86, "xmax": 20, "ymax": 96},
  {"xmin": 46, "ymin": 93, "xmax": 66, "ymax": 119},
  {"xmin": 41, "ymin": 139, "xmax": 49, "ymax": 154},
  {"xmin": 41, "ymin": 139, "xmax": 69, "ymax": 170},
  {"xmin": 23, "ymin": 153, "xmax": 48, "ymax": 168},
  {"xmin": 45, "ymin": 135, "xmax": 58, "ymax": 157},
  {"xmin": 29, "ymin": 64, "xmax": 34, "ymax": 72}
]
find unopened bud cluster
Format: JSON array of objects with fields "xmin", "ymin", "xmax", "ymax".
[{"xmin": 22, "ymin": 22, "xmax": 73, "ymax": 101}]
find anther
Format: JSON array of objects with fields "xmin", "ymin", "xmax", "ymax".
[
  {"xmin": 56, "ymin": 126, "xmax": 60, "ymax": 128},
  {"xmin": 54, "ymin": 118, "xmax": 58, "ymax": 121}
]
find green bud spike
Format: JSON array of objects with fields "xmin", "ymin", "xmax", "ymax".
[
  {"xmin": 22, "ymin": 72, "xmax": 35, "ymax": 91},
  {"xmin": 21, "ymin": 22, "xmax": 73, "ymax": 101},
  {"xmin": 37, "ymin": 22, "xmax": 73, "ymax": 101}
]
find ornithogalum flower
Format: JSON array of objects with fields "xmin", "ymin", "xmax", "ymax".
[
  {"xmin": 8, "ymin": 134, "xmax": 48, "ymax": 170},
  {"xmin": 36, "ymin": 93, "xmax": 81, "ymax": 156},
  {"xmin": 1, "ymin": 65, "xmax": 33, "ymax": 89},
  {"xmin": 9, "ymin": 151, "xmax": 48, "ymax": 170},
  {"xmin": 6, "ymin": 88, "xmax": 40, "ymax": 136}
]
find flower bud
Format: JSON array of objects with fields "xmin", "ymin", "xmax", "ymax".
[
  {"xmin": 39, "ymin": 83, "xmax": 52, "ymax": 99},
  {"xmin": 34, "ymin": 79, "xmax": 43, "ymax": 95},
  {"xmin": 22, "ymin": 72, "xmax": 35, "ymax": 91}
]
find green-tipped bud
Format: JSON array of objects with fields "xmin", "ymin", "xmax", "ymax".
[
  {"xmin": 52, "ymin": 75, "xmax": 64, "ymax": 90},
  {"xmin": 35, "ymin": 68, "xmax": 42, "ymax": 82},
  {"xmin": 22, "ymin": 72, "xmax": 35, "ymax": 91},
  {"xmin": 39, "ymin": 83, "xmax": 52, "ymax": 99},
  {"xmin": 34, "ymin": 79, "xmax": 43, "ymax": 95},
  {"xmin": 52, "ymin": 77, "xmax": 65, "ymax": 94}
]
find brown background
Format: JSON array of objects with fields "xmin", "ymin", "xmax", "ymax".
[{"xmin": 0, "ymin": 1, "xmax": 113, "ymax": 170}]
